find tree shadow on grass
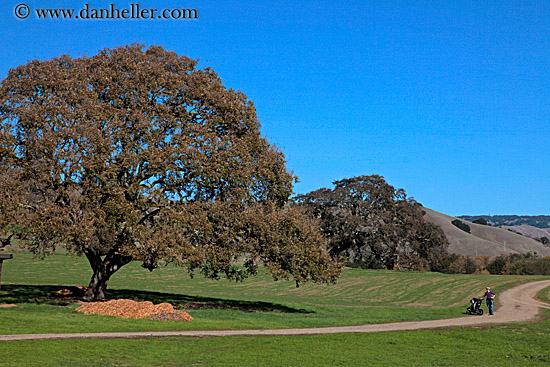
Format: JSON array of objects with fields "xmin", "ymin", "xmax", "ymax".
[{"xmin": 0, "ymin": 284, "xmax": 313, "ymax": 314}]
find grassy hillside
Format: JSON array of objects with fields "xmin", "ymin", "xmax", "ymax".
[
  {"xmin": 457, "ymin": 214, "xmax": 550, "ymax": 241},
  {"xmin": 423, "ymin": 208, "xmax": 550, "ymax": 257},
  {"xmin": 1, "ymin": 251, "xmax": 546, "ymax": 335},
  {"xmin": 1, "ymin": 252, "xmax": 549, "ymax": 367},
  {"xmin": 459, "ymin": 214, "xmax": 550, "ymax": 228},
  {"xmin": 502, "ymin": 225, "xmax": 550, "ymax": 240}
]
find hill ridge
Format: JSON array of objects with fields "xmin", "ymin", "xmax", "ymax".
[
  {"xmin": 423, "ymin": 208, "xmax": 550, "ymax": 257},
  {"xmin": 458, "ymin": 215, "xmax": 550, "ymax": 229}
]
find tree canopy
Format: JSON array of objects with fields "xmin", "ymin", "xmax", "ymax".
[
  {"xmin": 0, "ymin": 45, "xmax": 341, "ymax": 300},
  {"xmin": 295, "ymin": 175, "xmax": 449, "ymax": 271}
]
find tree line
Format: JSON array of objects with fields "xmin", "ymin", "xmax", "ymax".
[{"xmin": 436, "ymin": 253, "xmax": 550, "ymax": 276}]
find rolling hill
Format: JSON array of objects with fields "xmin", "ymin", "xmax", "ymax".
[
  {"xmin": 501, "ymin": 225, "xmax": 550, "ymax": 240},
  {"xmin": 423, "ymin": 208, "xmax": 550, "ymax": 257},
  {"xmin": 458, "ymin": 214, "xmax": 550, "ymax": 228},
  {"xmin": 458, "ymin": 214, "xmax": 550, "ymax": 242}
]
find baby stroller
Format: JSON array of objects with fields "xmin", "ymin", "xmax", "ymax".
[{"xmin": 466, "ymin": 297, "xmax": 484, "ymax": 315}]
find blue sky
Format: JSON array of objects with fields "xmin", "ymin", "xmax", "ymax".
[{"xmin": 1, "ymin": 0, "xmax": 549, "ymax": 216}]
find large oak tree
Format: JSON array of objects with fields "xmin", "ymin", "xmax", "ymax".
[
  {"xmin": 0, "ymin": 45, "xmax": 340, "ymax": 300},
  {"xmin": 296, "ymin": 175, "xmax": 449, "ymax": 271}
]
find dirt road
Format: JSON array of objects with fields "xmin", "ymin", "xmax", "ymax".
[{"xmin": 1, "ymin": 279, "xmax": 549, "ymax": 341}]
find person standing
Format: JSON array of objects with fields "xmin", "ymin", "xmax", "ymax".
[{"xmin": 483, "ymin": 287, "xmax": 496, "ymax": 315}]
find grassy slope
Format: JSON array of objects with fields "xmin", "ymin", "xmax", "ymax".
[
  {"xmin": 0, "ymin": 251, "xmax": 548, "ymax": 334},
  {"xmin": 1, "ymin": 252, "xmax": 549, "ymax": 366},
  {"xmin": 503, "ymin": 225, "xmax": 550, "ymax": 240},
  {"xmin": 423, "ymin": 207, "xmax": 550, "ymax": 257}
]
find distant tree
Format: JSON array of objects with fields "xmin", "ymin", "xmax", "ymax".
[
  {"xmin": 0, "ymin": 45, "xmax": 341, "ymax": 301},
  {"xmin": 487, "ymin": 255, "xmax": 509, "ymax": 275},
  {"xmin": 295, "ymin": 175, "xmax": 449, "ymax": 271},
  {"xmin": 473, "ymin": 255, "xmax": 491, "ymax": 274},
  {"xmin": 433, "ymin": 253, "xmax": 460, "ymax": 274},
  {"xmin": 448, "ymin": 256, "xmax": 476, "ymax": 274},
  {"xmin": 451, "ymin": 219, "xmax": 471, "ymax": 233},
  {"xmin": 472, "ymin": 218, "xmax": 490, "ymax": 226},
  {"xmin": 537, "ymin": 237, "xmax": 549, "ymax": 246}
]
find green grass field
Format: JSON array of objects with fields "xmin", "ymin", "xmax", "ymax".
[
  {"xmin": 1, "ymin": 251, "xmax": 549, "ymax": 366},
  {"xmin": 2, "ymin": 316, "xmax": 550, "ymax": 367}
]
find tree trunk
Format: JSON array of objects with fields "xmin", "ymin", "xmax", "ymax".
[
  {"xmin": 83, "ymin": 247, "xmax": 133, "ymax": 301},
  {"xmin": 84, "ymin": 265, "xmax": 110, "ymax": 301}
]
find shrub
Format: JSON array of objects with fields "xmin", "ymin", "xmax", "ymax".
[
  {"xmin": 448, "ymin": 256, "xmax": 476, "ymax": 274},
  {"xmin": 509, "ymin": 257, "xmax": 550, "ymax": 275},
  {"xmin": 487, "ymin": 255, "xmax": 509, "ymax": 275},
  {"xmin": 451, "ymin": 220, "xmax": 471, "ymax": 233},
  {"xmin": 474, "ymin": 255, "xmax": 491, "ymax": 273}
]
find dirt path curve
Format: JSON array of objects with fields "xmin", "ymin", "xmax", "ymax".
[{"xmin": 1, "ymin": 280, "xmax": 549, "ymax": 341}]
